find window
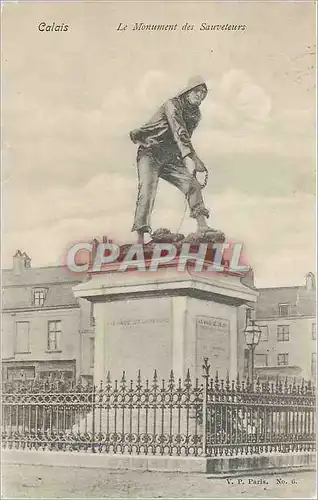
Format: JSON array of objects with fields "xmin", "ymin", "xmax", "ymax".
[
  {"xmin": 311, "ymin": 353, "xmax": 316, "ymax": 378},
  {"xmin": 278, "ymin": 304, "xmax": 289, "ymax": 316},
  {"xmin": 7, "ymin": 366, "xmax": 35, "ymax": 381},
  {"xmin": 277, "ymin": 325, "xmax": 290, "ymax": 341},
  {"xmin": 244, "ymin": 349, "xmax": 249, "ymax": 371},
  {"xmin": 259, "ymin": 325, "xmax": 269, "ymax": 342},
  {"xmin": 246, "ymin": 308, "xmax": 253, "ymax": 323},
  {"xmin": 277, "ymin": 353, "xmax": 289, "ymax": 366},
  {"xmin": 33, "ymin": 288, "xmax": 47, "ymax": 307},
  {"xmin": 15, "ymin": 321, "xmax": 30, "ymax": 353},
  {"xmin": 89, "ymin": 338, "xmax": 95, "ymax": 367},
  {"xmin": 312, "ymin": 323, "xmax": 316, "ymax": 340},
  {"xmin": 47, "ymin": 320, "xmax": 62, "ymax": 351},
  {"xmin": 90, "ymin": 303, "xmax": 95, "ymax": 327},
  {"xmin": 39, "ymin": 370, "xmax": 74, "ymax": 381},
  {"xmin": 255, "ymin": 354, "xmax": 268, "ymax": 367}
]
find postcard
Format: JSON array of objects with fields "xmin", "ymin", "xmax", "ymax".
[{"xmin": 1, "ymin": 1, "xmax": 316, "ymax": 498}]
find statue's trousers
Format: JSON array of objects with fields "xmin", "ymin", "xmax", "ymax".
[{"xmin": 132, "ymin": 145, "xmax": 209, "ymax": 233}]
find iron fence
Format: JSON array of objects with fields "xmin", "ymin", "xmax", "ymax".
[{"xmin": 1, "ymin": 358, "xmax": 316, "ymax": 457}]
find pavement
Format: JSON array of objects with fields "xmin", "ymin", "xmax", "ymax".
[{"xmin": 1, "ymin": 464, "xmax": 316, "ymax": 499}]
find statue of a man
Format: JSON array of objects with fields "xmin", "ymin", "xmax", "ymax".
[{"xmin": 130, "ymin": 76, "xmax": 214, "ymax": 243}]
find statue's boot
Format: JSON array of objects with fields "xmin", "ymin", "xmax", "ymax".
[
  {"xmin": 196, "ymin": 226, "xmax": 226, "ymax": 243},
  {"xmin": 137, "ymin": 226, "xmax": 152, "ymax": 244}
]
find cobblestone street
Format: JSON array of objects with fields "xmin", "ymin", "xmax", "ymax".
[{"xmin": 2, "ymin": 464, "xmax": 316, "ymax": 499}]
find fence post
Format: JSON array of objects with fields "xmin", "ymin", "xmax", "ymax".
[
  {"xmin": 202, "ymin": 358, "xmax": 210, "ymax": 457},
  {"xmin": 91, "ymin": 383, "xmax": 96, "ymax": 454}
]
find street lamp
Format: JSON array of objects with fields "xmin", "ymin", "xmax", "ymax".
[{"xmin": 244, "ymin": 320, "xmax": 262, "ymax": 382}]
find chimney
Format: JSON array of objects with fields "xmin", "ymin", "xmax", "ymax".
[
  {"xmin": 22, "ymin": 252, "xmax": 32, "ymax": 269},
  {"xmin": 13, "ymin": 250, "xmax": 24, "ymax": 275},
  {"xmin": 13, "ymin": 250, "xmax": 31, "ymax": 275},
  {"xmin": 103, "ymin": 235, "xmax": 113, "ymax": 244},
  {"xmin": 305, "ymin": 272, "xmax": 316, "ymax": 291},
  {"xmin": 90, "ymin": 238, "xmax": 99, "ymax": 268}
]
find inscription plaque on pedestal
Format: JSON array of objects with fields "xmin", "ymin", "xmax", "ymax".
[
  {"xmin": 195, "ymin": 316, "xmax": 230, "ymax": 378},
  {"xmin": 104, "ymin": 298, "xmax": 172, "ymax": 380}
]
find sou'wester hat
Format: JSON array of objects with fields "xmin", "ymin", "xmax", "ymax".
[{"xmin": 176, "ymin": 75, "xmax": 208, "ymax": 97}]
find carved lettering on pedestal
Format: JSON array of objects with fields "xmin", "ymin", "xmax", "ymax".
[
  {"xmin": 196, "ymin": 315, "xmax": 230, "ymax": 377},
  {"xmin": 106, "ymin": 318, "xmax": 169, "ymax": 328}
]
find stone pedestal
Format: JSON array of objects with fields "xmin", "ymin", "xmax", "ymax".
[{"xmin": 73, "ymin": 265, "xmax": 258, "ymax": 383}]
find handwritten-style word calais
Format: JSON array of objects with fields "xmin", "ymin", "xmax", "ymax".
[{"xmin": 38, "ymin": 22, "xmax": 69, "ymax": 32}]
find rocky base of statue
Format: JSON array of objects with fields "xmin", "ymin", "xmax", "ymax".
[
  {"xmin": 90, "ymin": 228, "xmax": 228, "ymax": 270},
  {"xmin": 150, "ymin": 228, "xmax": 225, "ymax": 244},
  {"xmin": 150, "ymin": 228, "xmax": 185, "ymax": 243}
]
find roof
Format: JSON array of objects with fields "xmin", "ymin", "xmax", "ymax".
[
  {"xmin": 256, "ymin": 286, "xmax": 316, "ymax": 319},
  {"xmin": 2, "ymin": 266, "xmax": 86, "ymax": 310},
  {"xmin": 2, "ymin": 266, "xmax": 83, "ymax": 287}
]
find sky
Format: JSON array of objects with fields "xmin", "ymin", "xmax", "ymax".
[{"xmin": 2, "ymin": 0, "xmax": 316, "ymax": 287}]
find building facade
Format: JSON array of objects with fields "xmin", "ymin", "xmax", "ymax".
[
  {"xmin": 2, "ymin": 251, "xmax": 94, "ymax": 382},
  {"xmin": 250, "ymin": 272, "xmax": 316, "ymax": 381},
  {"xmin": 2, "ymin": 252, "xmax": 315, "ymax": 384}
]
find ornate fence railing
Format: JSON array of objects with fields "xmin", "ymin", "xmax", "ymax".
[{"xmin": 1, "ymin": 359, "xmax": 316, "ymax": 457}]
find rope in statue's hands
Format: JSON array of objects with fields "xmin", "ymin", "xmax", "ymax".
[
  {"xmin": 193, "ymin": 168, "xmax": 208, "ymax": 189},
  {"xmin": 184, "ymin": 155, "xmax": 209, "ymax": 190},
  {"xmin": 176, "ymin": 168, "xmax": 209, "ymax": 233}
]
